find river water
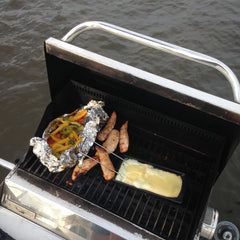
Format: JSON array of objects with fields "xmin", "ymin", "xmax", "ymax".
[{"xmin": 0, "ymin": 0, "xmax": 240, "ymax": 230}]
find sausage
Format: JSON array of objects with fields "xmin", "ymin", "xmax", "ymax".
[
  {"xmin": 97, "ymin": 111, "xmax": 117, "ymax": 141},
  {"xmin": 72, "ymin": 156, "xmax": 99, "ymax": 181},
  {"xmin": 96, "ymin": 146, "xmax": 115, "ymax": 181},
  {"xmin": 102, "ymin": 129, "xmax": 119, "ymax": 153},
  {"xmin": 119, "ymin": 121, "xmax": 129, "ymax": 153}
]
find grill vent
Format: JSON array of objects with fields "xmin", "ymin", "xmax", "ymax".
[{"xmin": 72, "ymin": 80, "xmax": 221, "ymax": 145}]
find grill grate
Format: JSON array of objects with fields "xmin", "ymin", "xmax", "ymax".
[
  {"xmin": 21, "ymin": 156, "xmax": 194, "ymax": 239},
  {"xmin": 20, "ymin": 82, "xmax": 222, "ymax": 240}
]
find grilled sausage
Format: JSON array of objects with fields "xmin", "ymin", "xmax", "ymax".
[
  {"xmin": 102, "ymin": 129, "xmax": 119, "ymax": 153},
  {"xmin": 72, "ymin": 156, "xmax": 99, "ymax": 181},
  {"xmin": 96, "ymin": 146, "xmax": 115, "ymax": 181},
  {"xmin": 97, "ymin": 111, "xmax": 117, "ymax": 141},
  {"xmin": 119, "ymin": 121, "xmax": 129, "ymax": 153}
]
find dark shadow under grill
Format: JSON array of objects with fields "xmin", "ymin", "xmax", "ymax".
[{"xmin": 20, "ymin": 81, "xmax": 223, "ymax": 240}]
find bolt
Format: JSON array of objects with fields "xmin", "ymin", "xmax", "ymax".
[{"xmin": 222, "ymin": 231, "xmax": 232, "ymax": 240}]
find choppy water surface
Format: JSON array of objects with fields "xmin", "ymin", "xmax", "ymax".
[{"xmin": 0, "ymin": 0, "xmax": 239, "ymax": 229}]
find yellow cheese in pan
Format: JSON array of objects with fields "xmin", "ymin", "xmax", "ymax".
[{"xmin": 116, "ymin": 159, "xmax": 182, "ymax": 198}]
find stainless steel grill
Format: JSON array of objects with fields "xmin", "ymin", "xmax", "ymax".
[{"xmin": 1, "ymin": 21, "xmax": 240, "ymax": 240}]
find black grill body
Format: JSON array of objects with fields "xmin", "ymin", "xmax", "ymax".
[{"xmin": 19, "ymin": 36, "xmax": 240, "ymax": 240}]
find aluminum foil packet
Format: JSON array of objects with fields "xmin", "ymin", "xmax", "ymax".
[{"xmin": 30, "ymin": 100, "xmax": 108, "ymax": 172}]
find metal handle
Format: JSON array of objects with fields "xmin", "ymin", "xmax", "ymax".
[
  {"xmin": 0, "ymin": 158, "xmax": 15, "ymax": 171},
  {"xmin": 62, "ymin": 21, "xmax": 240, "ymax": 103}
]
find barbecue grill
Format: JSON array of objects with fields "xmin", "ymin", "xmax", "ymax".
[{"xmin": 1, "ymin": 21, "xmax": 240, "ymax": 240}]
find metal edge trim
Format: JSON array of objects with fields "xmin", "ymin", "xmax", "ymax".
[{"xmin": 4, "ymin": 169, "xmax": 163, "ymax": 240}]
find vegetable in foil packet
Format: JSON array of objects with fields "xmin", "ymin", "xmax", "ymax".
[{"xmin": 30, "ymin": 100, "xmax": 108, "ymax": 172}]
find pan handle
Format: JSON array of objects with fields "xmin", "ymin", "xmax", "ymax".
[{"xmin": 61, "ymin": 21, "xmax": 240, "ymax": 103}]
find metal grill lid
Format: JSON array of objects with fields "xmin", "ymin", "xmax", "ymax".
[{"xmin": 44, "ymin": 22, "xmax": 240, "ymax": 176}]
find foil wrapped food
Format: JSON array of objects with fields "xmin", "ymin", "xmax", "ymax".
[{"xmin": 30, "ymin": 100, "xmax": 108, "ymax": 172}]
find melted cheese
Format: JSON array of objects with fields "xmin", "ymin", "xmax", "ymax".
[{"xmin": 116, "ymin": 159, "xmax": 182, "ymax": 198}]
